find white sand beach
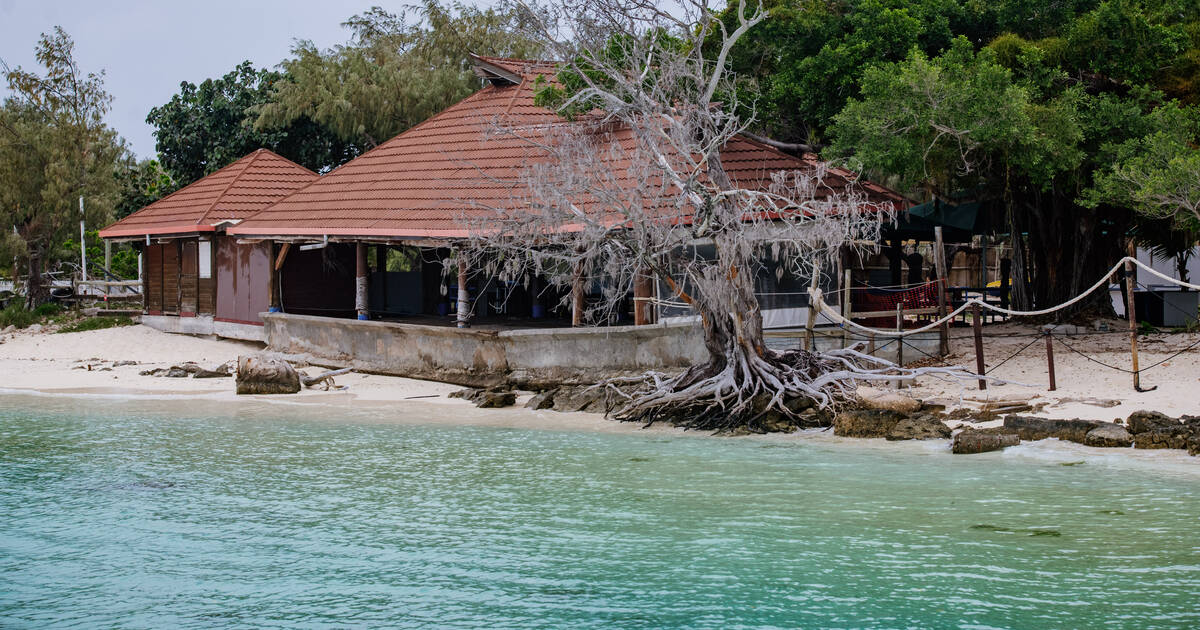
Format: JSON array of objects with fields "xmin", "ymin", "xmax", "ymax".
[{"xmin": 2, "ymin": 322, "xmax": 1197, "ymax": 427}]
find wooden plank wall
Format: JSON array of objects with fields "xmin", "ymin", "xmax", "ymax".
[
  {"xmin": 162, "ymin": 241, "xmax": 180, "ymax": 314},
  {"xmin": 145, "ymin": 244, "xmax": 163, "ymax": 313},
  {"xmin": 198, "ymin": 239, "xmax": 215, "ymax": 315},
  {"xmin": 180, "ymin": 240, "xmax": 198, "ymax": 315}
]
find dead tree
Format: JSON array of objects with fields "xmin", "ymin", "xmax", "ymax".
[{"xmin": 463, "ymin": 0, "xmax": 979, "ymax": 430}]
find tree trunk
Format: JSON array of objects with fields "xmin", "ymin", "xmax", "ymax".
[{"xmin": 24, "ymin": 249, "xmax": 48, "ymax": 309}]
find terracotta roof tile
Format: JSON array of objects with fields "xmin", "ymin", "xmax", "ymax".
[
  {"xmin": 99, "ymin": 149, "xmax": 318, "ymax": 238},
  {"xmin": 229, "ymin": 61, "xmax": 906, "ymax": 239}
]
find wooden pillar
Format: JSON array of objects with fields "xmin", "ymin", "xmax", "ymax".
[
  {"xmin": 355, "ymin": 241, "xmax": 368, "ymax": 320},
  {"xmin": 933, "ymin": 226, "xmax": 949, "ymax": 356},
  {"xmin": 972, "ymin": 303, "xmax": 986, "ymax": 390},
  {"xmin": 267, "ymin": 240, "xmax": 280, "ymax": 313},
  {"xmin": 633, "ymin": 268, "xmax": 654, "ymax": 325},
  {"xmin": 456, "ymin": 252, "xmax": 470, "ymax": 328},
  {"xmin": 1125, "ymin": 240, "xmax": 1141, "ymax": 391},
  {"xmin": 804, "ymin": 261, "xmax": 819, "ymax": 352},
  {"xmin": 893, "ymin": 303, "xmax": 904, "ymax": 387},
  {"xmin": 1045, "ymin": 331, "xmax": 1056, "ymax": 391},
  {"xmin": 571, "ymin": 262, "xmax": 585, "ymax": 327},
  {"xmin": 841, "ymin": 267, "xmax": 852, "ymax": 349}
]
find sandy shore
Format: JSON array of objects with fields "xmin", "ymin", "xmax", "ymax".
[
  {"xmin": 2, "ymin": 322, "xmax": 1197, "ymax": 432},
  {"xmin": 0, "ymin": 324, "xmax": 671, "ymax": 436},
  {"xmin": 904, "ymin": 321, "xmax": 1200, "ymax": 422}
]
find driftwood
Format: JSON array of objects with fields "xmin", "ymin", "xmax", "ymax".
[
  {"xmin": 302, "ymin": 367, "xmax": 352, "ymax": 390},
  {"xmin": 236, "ymin": 355, "xmax": 301, "ymax": 395}
]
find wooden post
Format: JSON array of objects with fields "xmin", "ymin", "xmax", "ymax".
[
  {"xmin": 933, "ymin": 226, "xmax": 949, "ymax": 356},
  {"xmin": 633, "ymin": 268, "xmax": 654, "ymax": 325},
  {"xmin": 841, "ymin": 267, "xmax": 852, "ymax": 349},
  {"xmin": 456, "ymin": 253, "xmax": 470, "ymax": 328},
  {"xmin": 355, "ymin": 241, "xmax": 368, "ymax": 320},
  {"xmin": 867, "ymin": 333, "xmax": 876, "ymax": 357},
  {"xmin": 267, "ymin": 240, "xmax": 280, "ymax": 313},
  {"xmin": 571, "ymin": 262, "xmax": 585, "ymax": 327},
  {"xmin": 804, "ymin": 261, "xmax": 819, "ymax": 352},
  {"xmin": 1125, "ymin": 241, "xmax": 1141, "ymax": 390},
  {"xmin": 1044, "ymin": 331, "xmax": 1056, "ymax": 391},
  {"xmin": 999, "ymin": 257, "xmax": 1012, "ymax": 313},
  {"xmin": 972, "ymin": 303, "xmax": 986, "ymax": 390},
  {"xmin": 893, "ymin": 302, "xmax": 904, "ymax": 387}
]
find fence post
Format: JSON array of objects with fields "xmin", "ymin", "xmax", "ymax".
[
  {"xmin": 1125, "ymin": 242, "xmax": 1142, "ymax": 391},
  {"xmin": 1045, "ymin": 332, "xmax": 1057, "ymax": 391},
  {"xmin": 933, "ymin": 226, "xmax": 949, "ymax": 356},
  {"xmin": 893, "ymin": 303, "xmax": 904, "ymax": 387},
  {"xmin": 972, "ymin": 303, "xmax": 986, "ymax": 390}
]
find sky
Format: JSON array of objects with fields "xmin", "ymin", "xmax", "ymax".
[{"xmin": 0, "ymin": 0, "xmax": 388, "ymax": 159}]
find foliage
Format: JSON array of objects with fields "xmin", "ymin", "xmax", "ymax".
[
  {"xmin": 0, "ymin": 27, "xmax": 124, "ymax": 306},
  {"xmin": 114, "ymin": 157, "xmax": 177, "ymax": 220},
  {"xmin": 146, "ymin": 61, "xmax": 357, "ymax": 186},
  {"xmin": 0, "ymin": 304, "xmax": 38, "ymax": 329},
  {"xmin": 256, "ymin": 1, "xmax": 545, "ymax": 149},
  {"xmin": 32, "ymin": 302, "xmax": 61, "ymax": 317},
  {"xmin": 56, "ymin": 314, "xmax": 134, "ymax": 333}
]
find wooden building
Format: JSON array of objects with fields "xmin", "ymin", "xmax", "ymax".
[
  {"xmin": 226, "ymin": 56, "xmax": 907, "ymax": 329},
  {"xmin": 98, "ymin": 150, "xmax": 318, "ymax": 340}
]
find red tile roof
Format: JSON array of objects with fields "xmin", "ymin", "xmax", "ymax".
[
  {"xmin": 99, "ymin": 149, "xmax": 318, "ymax": 238},
  {"xmin": 227, "ymin": 57, "xmax": 906, "ymax": 240}
]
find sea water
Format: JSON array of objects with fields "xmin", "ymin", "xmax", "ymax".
[{"xmin": 0, "ymin": 394, "xmax": 1197, "ymax": 629}]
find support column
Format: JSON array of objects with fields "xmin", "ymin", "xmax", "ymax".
[
  {"xmin": 571, "ymin": 262, "xmax": 585, "ymax": 327},
  {"xmin": 456, "ymin": 252, "xmax": 470, "ymax": 328},
  {"xmin": 933, "ymin": 226, "xmax": 949, "ymax": 356},
  {"xmin": 267, "ymin": 240, "xmax": 280, "ymax": 313},
  {"xmin": 356, "ymin": 241, "xmax": 368, "ymax": 320},
  {"xmin": 376, "ymin": 245, "xmax": 388, "ymax": 315},
  {"xmin": 633, "ymin": 268, "xmax": 654, "ymax": 325}
]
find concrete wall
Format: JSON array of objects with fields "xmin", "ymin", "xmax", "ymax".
[
  {"xmin": 262, "ymin": 313, "xmax": 936, "ymax": 387},
  {"xmin": 140, "ymin": 314, "xmax": 265, "ymax": 342}
]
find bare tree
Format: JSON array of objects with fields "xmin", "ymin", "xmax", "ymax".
[{"xmin": 462, "ymin": 0, "xmax": 973, "ymax": 430}]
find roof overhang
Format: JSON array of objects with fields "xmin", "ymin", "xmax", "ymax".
[
  {"xmin": 98, "ymin": 224, "xmax": 216, "ymax": 240},
  {"xmin": 469, "ymin": 53, "xmax": 523, "ymax": 86}
]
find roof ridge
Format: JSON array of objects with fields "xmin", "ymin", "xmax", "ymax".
[{"xmin": 196, "ymin": 149, "xmax": 267, "ymax": 226}]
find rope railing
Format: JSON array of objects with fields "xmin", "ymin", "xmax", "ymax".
[{"xmin": 810, "ymin": 256, "xmax": 1200, "ymax": 338}]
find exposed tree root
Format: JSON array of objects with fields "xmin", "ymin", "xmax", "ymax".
[{"xmin": 602, "ymin": 344, "xmax": 984, "ymax": 433}]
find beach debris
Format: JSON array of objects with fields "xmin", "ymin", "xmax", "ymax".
[
  {"xmin": 1084, "ymin": 423, "xmax": 1133, "ymax": 448},
  {"xmin": 112, "ymin": 360, "xmax": 138, "ymax": 367},
  {"xmin": 301, "ymin": 367, "xmax": 352, "ymax": 390},
  {"xmin": 235, "ymin": 355, "xmax": 301, "ymax": 395},
  {"xmin": 952, "ymin": 429, "xmax": 1020, "ymax": 454}
]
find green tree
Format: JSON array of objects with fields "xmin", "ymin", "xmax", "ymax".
[
  {"xmin": 0, "ymin": 27, "xmax": 123, "ymax": 305},
  {"xmin": 255, "ymin": 1, "xmax": 544, "ymax": 149},
  {"xmin": 114, "ymin": 157, "xmax": 178, "ymax": 220},
  {"xmin": 146, "ymin": 61, "xmax": 357, "ymax": 186}
]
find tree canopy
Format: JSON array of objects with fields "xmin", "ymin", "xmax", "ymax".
[
  {"xmin": 254, "ymin": 1, "xmax": 545, "ymax": 149},
  {"xmin": 146, "ymin": 61, "xmax": 357, "ymax": 186},
  {"xmin": 1, "ymin": 27, "xmax": 124, "ymax": 303}
]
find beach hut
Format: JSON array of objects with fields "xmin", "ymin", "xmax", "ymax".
[
  {"xmin": 98, "ymin": 149, "xmax": 318, "ymax": 340},
  {"xmin": 227, "ymin": 56, "xmax": 907, "ymax": 330}
]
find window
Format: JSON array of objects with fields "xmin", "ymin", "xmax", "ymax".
[{"xmin": 198, "ymin": 240, "xmax": 212, "ymax": 279}]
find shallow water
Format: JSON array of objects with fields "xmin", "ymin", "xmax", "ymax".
[{"xmin": 1, "ymin": 395, "xmax": 1198, "ymax": 629}]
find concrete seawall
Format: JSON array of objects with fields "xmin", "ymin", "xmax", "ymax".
[{"xmin": 261, "ymin": 313, "xmax": 940, "ymax": 387}]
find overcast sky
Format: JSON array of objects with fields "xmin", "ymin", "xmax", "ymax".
[{"xmin": 0, "ymin": 0, "xmax": 391, "ymax": 159}]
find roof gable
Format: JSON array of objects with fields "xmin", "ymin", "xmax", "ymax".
[{"xmin": 99, "ymin": 149, "xmax": 318, "ymax": 238}]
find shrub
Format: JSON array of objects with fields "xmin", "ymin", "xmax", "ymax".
[
  {"xmin": 0, "ymin": 304, "xmax": 37, "ymax": 329},
  {"xmin": 33, "ymin": 302, "xmax": 62, "ymax": 317},
  {"xmin": 56, "ymin": 315, "xmax": 134, "ymax": 334}
]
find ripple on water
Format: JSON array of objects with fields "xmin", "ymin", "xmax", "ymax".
[{"xmin": 0, "ymin": 396, "xmax": 1198, "ymax": 629}]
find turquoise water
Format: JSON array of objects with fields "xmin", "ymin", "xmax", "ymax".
[{"xmin": 1, "ymin": 395, "xmax": 1198, "ymax": 629}]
